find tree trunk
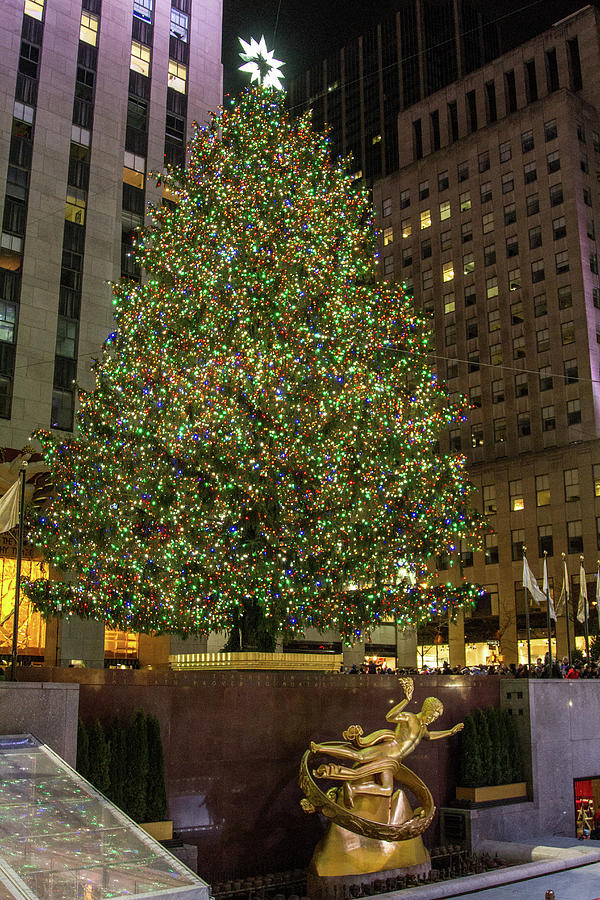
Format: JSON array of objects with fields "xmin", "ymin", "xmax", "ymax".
[{"xmin": 224, "ymin": 597, "xmax": 277, "ymax": 652}]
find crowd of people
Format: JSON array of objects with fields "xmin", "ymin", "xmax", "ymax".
[{"xmin": 343, "ymin": 656, "xmax": 600, "ymax": 678}]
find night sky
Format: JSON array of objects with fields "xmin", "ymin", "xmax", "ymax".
[{"xmin": 221, "ymin": 0, "xmax": 589, "ymax": 97}]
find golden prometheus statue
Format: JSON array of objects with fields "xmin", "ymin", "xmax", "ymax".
[{"xmin": 299, "ymin": 677, "xmax": 463, "ymax": 879}]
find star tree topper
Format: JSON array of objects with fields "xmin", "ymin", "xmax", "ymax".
[{"xmin": 238, "ymin": 35, "xmax": 285, "ymax": 90}]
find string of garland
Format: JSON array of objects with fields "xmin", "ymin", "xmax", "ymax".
[{"xmin": 25, "ymin": 86, "xmax": 486, "ymax": 642}]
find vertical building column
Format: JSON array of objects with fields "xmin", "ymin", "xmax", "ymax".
[
  {"xmin": 499, "ymin": 594, "xmax": 518, "ymax": 665},
  {"xmin": 343, "ymin": 642, "xmax": 365, "ymax": 670},
  {"xmin": 138, "ymin": 633, "xmax": 170, "ymax": 669},
  {"xmin": 555, "ymin": 612, "xmax": 574, "ymax": 662},
  {"xmin": 58, "ymin": 616, "xmax": 105, "ymax": 668},
  {"xmin": 396, "ymin": 626, "xmax": 417, "ymax": 669},
  {"xmin": 448, "ymin": 611, "xmax": 466, "ymax": 668}
]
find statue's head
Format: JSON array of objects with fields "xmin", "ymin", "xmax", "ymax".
[{"xmin": 421, "ymin": 697, "xmax": 443, "ymax": 724}]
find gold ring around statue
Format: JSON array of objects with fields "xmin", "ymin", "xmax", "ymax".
[{"xmin": 298, "ymin": 750, "xmax": 436, "ymax": 841}]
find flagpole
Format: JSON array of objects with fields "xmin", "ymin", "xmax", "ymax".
[
  {"xmin": 10, "ymin": 464, "xmax": 27, "ymax": 682},
  {"xmin": 563, "ymin": 553, "xmax": 572, "ymax": 666},
  {"xmin": 581, "ymin": 555, "xmax": 590, "ymax": 661},
  {"xmin": 544, "ymin": 551, "xmax": 552, "ymax": 670},
  {"xmin": 523, "ymin": 548, "xmax": 532, "ymax": 670}
]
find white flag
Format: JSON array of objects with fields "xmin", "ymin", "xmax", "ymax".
[
  {"xmin": 523, "ymin": 555, "xmax": 546, "ymax": 605},
  {"xmin": 577, "ymin": 560, "xmax": 588, "ymax": 624},
  {"xmin": 556, "ymin": 557, "xmax": 569, "ymax": 615},
  {"xmin": 0, "ymin": 478, "xmax": 21, "ymax": 534},
  {"xmin": 543, "ymin": 556, "xmax": 556, "ymax": 621}
]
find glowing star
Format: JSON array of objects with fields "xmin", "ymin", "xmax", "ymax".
[{"xmin": 238, "ymin": 35, "xmax": 285, "ymax": 90}]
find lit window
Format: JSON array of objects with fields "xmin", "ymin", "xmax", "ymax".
[
  {"xmin": 463, "ymin": 252, "xmax": 474, "ymax": 275},
  {"xmin": 536, "ymin": 475, "xmax": 550, "ymax": 506},
  {"xmin": 123, "ymin": 167, "xmax": 144, "ymax": 189},
  {"xmin": 594, "ymin": 464, "xmax": 600, "ymax": 497},
  {"xmin": 131, "ymin": 41, "xmax": 151, "ymax": 77},
  {"xmin": 490, "ymin": 342, "xmax": 503, "ymax": 366},
  {"xmin": 420, "ymin": 209, "xmax": 431, "ymax": 230},
  {"xmin": 459, "ymin": 190, "xmax": 471, "ymax": 211},
  {"xmin": 495, "ymin": 418, "xmax": 507, "ymax": 444},
  {"xmin": 486, "ymin": 275, "xmax": 498, "ymax": 299},
  {"xmin": 444, "ymin": 293, "xmax": 455, "ymax": 314},
  {"xmin": 442, "ymin": 261, "xmax": 454, "ymax": 282},
  {"xmin": 80, "ymin": 12, "xmax": 99, "ymax": 46},
  {"xmin": 401, "ymin": 218, "xmax": 411, "ymax": 238},
  {"xmin": 383, "ymin": 226, "xmax": 393, "ymax": 246},
  {"xmin": 170, "ymin": 8, "xmax": 189, "ymax": 41},
  {"xmin": 509, "ymin": 480, "xmax": 524, "ymax": 510},
  {"xmin": 509, "ymin": 267, "xmax": 521, "ymax": 290},
  {"xmin": 65, "ymin": 188, "xmax": 86, "ymax": 225},
  {"xmin": 24, "ymin": 0, "xmax": 44, "ymax": 20},
  {"xmin": 439, "ymin": 200, "xmax": 451, "ymax": 221},
  {"xmin": 168, "ymin": 60, "xmax": 187, "ymax": 93},
  {"xmin": 488, "ymin": 309, "xmax": 500, "ymax": 332}
]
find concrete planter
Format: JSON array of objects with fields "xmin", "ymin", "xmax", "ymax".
[
  {"xmin": 139, "ymin": 820, "xmax": 173, "ymax": 841},
  {"xmin": 455, "ymin": 782, "xmax": 527, "ymax": 803}
]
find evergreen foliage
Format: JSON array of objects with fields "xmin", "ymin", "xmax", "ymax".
[
  {"xmin": 107, "ymin": 717, "xmax": 127, "ymax": 810},
  {"xmin": 124, "ymin": 709, "xmax": 149, "ymax": 823},
  {"xmin": 77, "ymin": 718, "xmax": 89, "ymax": 780},
  {"xmin": 87, "ymin": 719, "xmax": 110, "ymax": 794},
  {"xmin": 25, "ymin": 86, "xmax": 484, "ymax": 646},
  {"xmin": 145, "ymin": 714, "xmax": 168, "ymax": 822},
  {"xmin": 458, "ymin": 714, "xmax": 482, "ymax": 788},
  {"xmin": 458, "ymin": 706, "xmax": 525, "ymax": 788},
  {"xmin": 473, "ymin": 709, "xmax": 493, "ymax": 787}
]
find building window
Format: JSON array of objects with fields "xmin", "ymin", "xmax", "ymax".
[
  {"xmin": 594, "ymin": 464, "xmax": 600, "ymax": 497},
  {"xmin": 539, "ymin": 525, "xmax": 553, "ymax": 557},
  {"xmin": 401, "ymin": 247, "xmax": 412, "ymax": 267},
  {"xmin": 567, "ymin": 398, "xmax": 581, "ymax": 426},
  {"xmin": 539, "ymin": 365, "xmax": 553, "ymax": 391},
  {"xmin": 499, "ymin": 140, "xmax": 511, "ymax": 163},
  {"xmin": 383, "ymin": 197, "xmax": 393, "ymax": 216},
  {"xmin": 463, "ymin": 252, "xmax": 474, "ymax": 275},
  {"xmin": 131, "ymin": 41, "xmax": 151, "ymax": 77},
  {"xmin": 509, "ymin": 479, "xmax": 524, "ymax": 510},
  {"xmin": 478, "ymin": 150, "xmax": 490, "ymax": 173},
  {"xmin": 170, "ymin": 8, "xmax": 189, "ymax": 42},
  {"xmin": 512, "ymin": 529, "xmax": 525, "ymax": 561},
  {"xmin": 564, "ymin": 358, "xmax": 578, "ymax": 384},
  {"xmin": 421, "ymin": 238, "xmax": 431, "ymax": 259},
  {"xmin": 561, "ymin": 321, "xmax": 575, "ymax": 344},
  {"xmin": 469, "ymin": 384, "xmax": 482, "ymax": 408},
  {"xmin": 471, "ymin": 424, "xmax": 484, "ymax": 447},
  {"xmin": 506, "ymin": 235, "xmax": 518, "ymax": 258},
  {"xmin": 466, "ymin": 318, "xmax": 478, "ymax": 340},
  {"xmin": 401, "ymin": 218, "xmax": 411, "ymax": 238},
  {"xmin": 542, "ymin": 405, "xmax": 555, "ymax": 431},
  {"xmin": 24, "ymin": 0, "xmax": 44, "ymax": 19},
  {"xmin": 399, "ymin": 190, "xmax": 410, "ymax": 210},
  {"xmin": 567, "ymin": 520, "xmax": 583, "ymax": 554},
  {"xmin": 442, "ymin": 261, "xmax": 454, "ymax": 282},
  {"xmin": 492, "ymin": 379, "xmax": 504, "ymax": 403},
  {"xmin": 490, "ymin": 342, "xmax": 503, "ymax": 366},
  {"xmin": 133, "ymin": 0, "xmax": 153, "ymax": 22},
  {"xmin": 447, "ymin": 359, "xmax": 458, "ymax": 379},
  {"xmin": 482, "ymin": 212, "xmax": 494, "ymax": 234},
  {"xmin": 488, "ymin": 309, "xmax": 500, "ymax": 332},
  {"xmin": 438, "ymin": 170, "xmax": 449, "ymax": 192},
  {"xmin": 80, "ymin": 12, "xmax": 99, "ymax": 46},
  {"xmin": 529, "ymin": 225, "xmax": 542, "ymax": 249},
  {"xmin": 558, "ymin": 285, "xmax": 572, "ymax": 309},
  {"xmin": 51, "ymin": 390, "xmax": 74, "ymax": 431},
  {"xmin": 468, "ymin": 351, "xmax": 480, "ymax": 372},
  {"xmin": 513, "ymin": 298, "xmax": 525, "ymax": 322},
  {"xmin": 445, "ymin": 322, "xmax": 457, "ymax": 346},
  {"xmin": 524, "ymin": 162, "xmax": 537, "ymax": 184},
  {"xmin": 485, "ymin": 533, "xmax": 499, "ymax": 565},
  {"xmin": 524, "ymin": 194, "xmax": 538, "ymax": 217},
  {"xmin": 549, "ymin": 183, "xmax": 563, "ymax": 207},
  {"xmin": 536, "ymin": 475, "xmax": 550, "ymax": 507},
  {"xmin": 418, "ymin": 180, "xmax": 429, "ymax": 201},
  {"xmin": 534, "ymin": 293, "xmax": 547, "ymax": 317},
  {"xmin": 564, "ymin": 468, "xmax": 580, "ymax": 501},
  {"xmin": 591, "ymin": 253, "xmax": 599, "ymax": 275},
  {"xmin": 501, "ymin": 172, "xmax": 514, "ymax": 194},
  {"xmin": 551, "ymin": 216, "xmax": 566, "ymax": 240},
  {"xmin": 509, "ymin": 267, "xmax": 521, "ymax": 290},
  {"xmin": 449, "ymin": 428, "xmax": 461, "ymax": 451},
  {"xmin": 504, "ymin": 203, "xmax": 516, "ymax": 225},
  {"xmin": 536, "ymin": 328, "xmax": 550, "ymax": 352},
  {"xmin": 65, "ymin": 188, "xmax": 86, "ymax": 225},
  {"xmin": 422, "ymin": 269, "xmax": 433, "ymax": 290},
  {"xmin": 513, "ymin": 335, "xmax": 525, "ymax": 359},
  {"xmin": 459, "ymin": 191, "xmax": 471, "ymax": 212},
  {"xmin": 547, "ymin": 150, "xmax": 560, "ymax": 174},
  {"xmin": 531, "ymin": 259, "xmax": 545, "ymax": 283},
  {"xmin": 483, "ymin": 484, "xmax": 496, "ymax": 514},
  {"xmin": 517, "ymin": 411, "xmax": 531, "ymax": 437},
  {"xmin": 168, "ymin": 60, "xmax": 187, "ymax": 94},
  {"xmin": 383, "ymin": 226, "xmax": 394, "ymax": 246},
  {"xmin": 439, "ymin": 200, "xmax": 451, "ymax": 221},
  {"xmin": 0, "ymin": 302, "xmax": 16, "ymax": 344},
  {"xmin": 420, "ymin": 209, "xmax": 431, "ymax": 230},
  {"xmin": 383, "ymin": 255, "xmax": 394, "ymax": 276},
  {"xmin": 461, "ymin": 221, "xmax": 472, "ymax": 244},
  {"xmin": 544, "ymin": 119, "xmax": 558, "ymax": 141},
  {"xmin": 521, "ymin": 130, "xmax": 534, "ymax": 153},
  {"xmin": 480, "ymin": 182, "xmax": 492, "ymax": 204},
  {"xmin": 583, "ymin": 187, "xmax": 592, "ymax": 207},
  {"xmin": 555, "ymin": 250, "xmax": 569, "ymax": 274},
  {"xmin": 486, "ymin": 275, "xmax": 498, "ymax": 299},
  {"xmin": 464, "ymin": 285, "xmax": 476, "ymax": 307},
  {"xmin": 515, "ymin": 372, "xmax": 528, "ymax": 396},
  {"xmin": 444, "ymin": 293, "xmax": 455, "ymax": 314},
  {"xmin": 440, "ymin": 230, "xmax": 451, "ymax": 251}
]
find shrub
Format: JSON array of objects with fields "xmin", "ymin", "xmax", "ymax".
[
  {"xmin": 124, "ymin": 709, "xmax": 149, "ymax": 822},
  {"xmin": 459, "ymin": 714, "xmax": 482, "ymax": 787},
  {"xmin": 77, "ymin": 718, "xmax": 89, "ymax": 780},
  {"xmin": 473, "ymin": 709, "xmax": 493, "ymax": 786},
  {"xmin": 87, "ymin": 719, "xmax": 110, "ymax": 795},
  {"xmin": 146, "ymin": 715, "xmax": 168, "ymax": 821}
]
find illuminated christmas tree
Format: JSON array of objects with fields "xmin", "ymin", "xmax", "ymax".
[{"xmin": 26, "ymin": 84, "xmax": 484, "ymax": 648}]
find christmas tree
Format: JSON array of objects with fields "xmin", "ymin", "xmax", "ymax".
[{"xmin": 26, "ymin": 83, "xmax": 484, "ymax": 648}]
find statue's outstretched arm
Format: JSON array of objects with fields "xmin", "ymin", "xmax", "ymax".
[
  {"xmin": 423, "ymin": 722, "xmax": 464, "ymax": 741},
  {"xmin": 385, "ymin": 677, "xmax": 414, "ymax": 723}
]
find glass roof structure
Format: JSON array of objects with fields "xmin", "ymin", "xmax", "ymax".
[{"xmin": 0, "ymin": 735, "xmax": 209, "ymax": 900}]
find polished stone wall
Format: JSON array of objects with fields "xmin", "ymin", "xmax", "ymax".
[
  {"xmin": 19, "ymin": 668, "xmax": 499, "ymax": 880},
  {"xmin": 0, "ymin": 681, "xmax": 79, "ymax": 766}
]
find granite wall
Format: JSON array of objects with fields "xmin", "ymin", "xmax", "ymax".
[
  {"xmin": 18, "ymin": 668, "xmax": 499, "ymax": 880},
  {"xmin": 0, "ymin": 681, "xmax": 79, "ymax": 766}
]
